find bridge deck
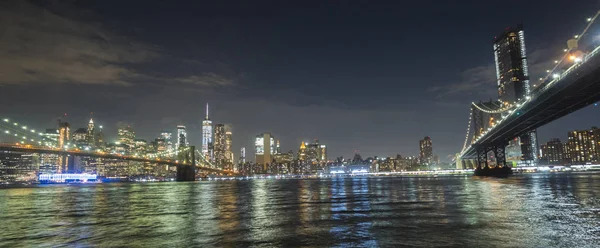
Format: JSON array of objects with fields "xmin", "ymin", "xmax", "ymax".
[{"xmin": 463, "ymin": 48, "xmax": 600, "ymax": 158}]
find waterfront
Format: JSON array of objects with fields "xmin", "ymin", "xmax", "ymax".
[{"xmin": 1, "ymin": 173, "xmax": 599, "ymax": 247}]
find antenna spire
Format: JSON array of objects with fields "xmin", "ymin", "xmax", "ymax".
[{"xmin": 205, "ymin": 102, "xmax": 209, "ymax": 119}]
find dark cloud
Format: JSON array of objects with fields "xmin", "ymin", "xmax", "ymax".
[
  {"xmin": 428, "ymin": 65, "xmax": 498, "ymax": 98},
  {"xmin": 0, "ymin": 0, "xmax": 236, "ymax": 89},
  {"xmin": 428, "ymin": 49, "xmax": 555, "ymax": 99}
]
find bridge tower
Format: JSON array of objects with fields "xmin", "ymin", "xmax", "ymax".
[{"xmin": 176, "ymin": 146, "xmax": 196, "ymax": 181}]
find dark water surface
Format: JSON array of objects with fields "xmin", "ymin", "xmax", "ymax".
[{"xmin": 1, "ymin": 173, "xmax": 600, "ymax": 247}]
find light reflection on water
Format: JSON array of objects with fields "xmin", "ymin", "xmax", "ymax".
[{"xmin": 0, "ymin": 173, "xmax": 599, "ymax": 247}]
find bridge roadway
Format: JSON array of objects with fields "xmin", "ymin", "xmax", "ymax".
[
  {"xmin": 0, "ymin": 144, "xmax": 235, "ymax": 175},
  {"xmin": 462, "ymin": 45, "xmax": 600, "ymax": 158}
]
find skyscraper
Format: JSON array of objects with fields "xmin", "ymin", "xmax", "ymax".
[
  {"xmin": 58, "ymin": 121, "xmax": 70, "ymax": 149},
  {"xmin": 57, "ymin": 120, "xmax": 70, "ymax": 173},
  {"xmin": 225, "ymin": 129, "xmax": 233, "ymax": 168},
  {"xmin": 255, "ymin": 133, "xmax": 275, "ymax": 172},
  {"xmin": 240, "ymin": 147, "xmax": 246, "ymax": 164},
  {"xmin": 86, "ymin": 118, "xmax": 95, "ymax": 146},
  {"xmin": 160, "ymin": 131, "xmax": 173, "ymax": 154},
  {"xmin": 117, "ymin": 125, "xmax": 135, "ymax": 152},
  {"xmin": 95, "ymin": 125, "xmax": 105, "ymax": 149},
  {"xmin": 202, "ymin": 103, "xmax": 213, "ymax": 160},
  {"xmin": 72, "ymin": 128, "xmax": 88, "ymax": 147},
  {"xmin": 319, "ymin": 144, "xmax": 327, "ymax": 161},
  {"xmin": 419, "ymin": 136, "xmax": 433, "ymax": 166},
  {"xmin": 213, "ymin": 124, "xmax": 226, "ymax": 169},
  {"xmin": 176, "ymin": 125, "xmax": 187, "ymax": 151},
  {"xmin": 493, "ymin": 25, "xmax": 537, "ymax": 165}
]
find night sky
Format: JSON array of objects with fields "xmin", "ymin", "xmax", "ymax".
[{"xmin": 2, "ymin": 0, "xmax": 600, "ymax": 162}]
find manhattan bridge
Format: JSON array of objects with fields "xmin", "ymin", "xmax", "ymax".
[{"xmin": 458, "ymin": 11, "xmax": 600, "ymax": 174}]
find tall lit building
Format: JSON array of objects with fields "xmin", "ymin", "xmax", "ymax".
[
  {"xmin": 86, "ymin": 118, "xmax": 95, "ymax": 146},
  {"xmin": 95, "ymin": 125, "xmax": 105, "ymax": 149},
  {"xmin": 298, "ymin": 141, "xmax": 306, "ymax": 161},
  {"xmin": 117, "ymin": 126, "xmax": 135, "ymax": 151},
  {"xmin": 58, "ymin": 121, "xmax": 70, "ymax": 149},
  {"xmin": 213, "ymin": 124, "xmax": 226, "ymax": 169},
  {"xmin": 493, "ymin": 25, "xmax": 537, "ymax": 165},
  {"xmin": 255, "ymin": 133, "xmax": 275, "ymax": 171},
  {"xmin": 319, "ymin": 144, "xmax": 327, "ymax": 161},
  {"xmin": 276, "ymin": 140, "xmax": 281, "ymax": 154},
  {"xmin": 156, "ymin": 137, "xmax": 166, "ymax": 153},
  {"xmin": 57, "ymin": 121, "xmax": 71, "ymax": 173},
  {"xmin": 134, "ymin": 139, "xmax": 147, "ymax": 155},
  {"xmin": 304, "ymin": 140, "xmax": 321, "ymax": 162},
  {"xmin": 160, "ymin": 131, "xmax": 173, "ymax": 154},
  {"xmin": 225, "ymin": 129, "xmax": 234, "ymax": 168},
  {"xmin": 72, "ymin": 128, "xmax": 88, "ymax": 147},
  {"xmin": 419, "ymin": 136, "xmax": 433, "ymax": 166},
  {"xmin": 202, "ymin": 103, "xmax": 213, "ymax": 160},
  {"xmin": 240, "ymin": 147, "xmax": 246, "ymax": 164},
  {"xmin": 540, "ymin": 138, "xmax": 563, "ymax": 165},
  {"xmin": 176, "ymin": 125, "xmax": 188, "ymax": 151},
  {"xmin": 566, "ymin": 127, "xmax": 600, "ymax": 164},
  {"xmin": 40, "ymin": 129, "xmax": 59, "ymax": 173}
]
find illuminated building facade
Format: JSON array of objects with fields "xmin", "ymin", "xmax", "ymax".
[
  {"xmin": 134, "ymin": 139, "xmax": 147, "ymax": 155},
  {"xmin": 0, "ymin": 151, "xmax": 36, "ymax": 182},
  {"xmin": 155, "ymin": 137, "xmax": 166, "ymax": 153},
  {"xmin": 493, "ymin": 25, "xmax": 537, "ymax": 165},
  {"xmin": 95, "ymin": 125, "xmax": 105, "ymax": 149},
  {"xmin": 117, "ymin": 126, "xmax": 135, "ymax": 152},
  {"xmin": 57, "ymin": 121, "xmax": 71, "ymax": 173},
  {"xmin": 202, "ymin": 103, "xmax": 213, "ymax": 161},
  {"xmin": 419, "ymin": 136, "xmax": 433, "ymax": 166},
  {"xmin": 566, "ymin": 127, "xmax": 600, "ymax": 164},
  {"xmin": 225, "ymin": 129, "xmax": 233, "ymax": 169},
  {"xmin": 58, "ymin": 121, "xmax": 70, "ymax": 149},
  {"xmin": 319, "ymin": 145, "xmax": 327, "ymax": 161},
  {"xmin": 160, "ymin": 131, "xmax": 173, "ymax": 154},
  {"xmin": 87, "ymin": 118, "xmax": 95, "ymax": 146},
  {"xmin": 72, "ymin": 128, "xmax": 87, "ymax": 147},
  {"xmin": 176, "ymin": 125, "xmax": 188, "ymax": 151},
  {"xmin": 213, "ymin": 124, "xmax": 226, "ymax": 169},
  {"xmin": 255, "ymin": 133, "xmax": 275, "ymax": 171},
  {"xmin": 240, "ymin": 147, "xmax": 246, "ymax": 164},
  {"xmin": 540, "ymin": 138, "xmax": 563, "ymax": 165},
  {"xmin": 298, "ymin": 141, "xmax": 306, "ymax": 161}
]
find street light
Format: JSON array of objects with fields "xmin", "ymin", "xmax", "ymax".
[{"xmin": 552, "ymin": 73, "xmax": 560, "ymax": 79}]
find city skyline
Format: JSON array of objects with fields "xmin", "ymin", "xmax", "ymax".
[{"xmin": 3, "ymin": 1, "xmax": 600, "ymax": 162}]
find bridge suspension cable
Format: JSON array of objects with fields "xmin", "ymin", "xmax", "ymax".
[
  {"xmin": 541, "ymin": 10, "xmax": 600, "ymax": 83},
  {"xmin": 194, "ymin": 150, "xmax": 216, "ymax": 168},
  {"xmin": 0, "ymin": 118, "xmax": 56, "ymax": 145},
  {"xmin": 471, "ymin": 101, "xmax": 513, "ymax": 114},
  {"xmin": 461, "ymin": 108, "xmax": 473, "ymax": 153}
]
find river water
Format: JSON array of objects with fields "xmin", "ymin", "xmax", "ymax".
[{"xmin": 1, "ymin": 173, "xmax": 599, "ymax": 247}]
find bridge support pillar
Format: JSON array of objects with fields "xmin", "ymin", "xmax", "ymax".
[
  {"xmin": 493, "ymin": 145, "xmax": 507, "ymax": 168},
  {"xmin": 477, "ymin": 148, "xmax": 488, "ymax": 169},
  {"xmin": 176, "ymin": 146, "xmax": 196, "ymax": 181}
]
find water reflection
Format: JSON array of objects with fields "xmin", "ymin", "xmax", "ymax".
[{"xmin": 0, "ymin": 173, "xmax": 599, "ymax": 247}]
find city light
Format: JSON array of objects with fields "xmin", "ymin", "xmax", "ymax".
[{"xmin": 552, "ymin": 73, "xmax": 560, "ymax": 79}]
